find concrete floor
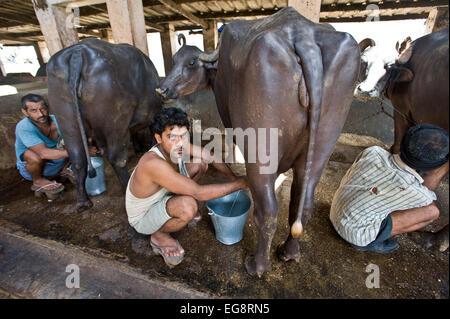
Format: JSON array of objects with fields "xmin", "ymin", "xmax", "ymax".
[{"xmin": 0, "ymin": 134, "xmax": 448, "ymax": 299}]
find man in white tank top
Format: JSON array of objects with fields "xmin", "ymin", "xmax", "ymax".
[{"xmin": 126, "ymin": 107, "xmax": 247, "ymax": 267}]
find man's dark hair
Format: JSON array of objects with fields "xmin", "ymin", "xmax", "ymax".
[
  {"xmin": 400, "ymin": 124, "xmax": 449, "ymax": 173},
  {"xmin": 21, "ymin": 93, "xmax": 47, "ymax": 111},
  {"xmin": 150, "ymin": 107, "xmax": 190, "ymax": 136}
]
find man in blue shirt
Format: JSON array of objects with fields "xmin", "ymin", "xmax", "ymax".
[{"xmin": 15, "ymin": 93, "xmax": 97, "ymax": 198}]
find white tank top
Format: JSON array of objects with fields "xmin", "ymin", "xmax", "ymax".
[{"xmin": 125, "ymin": 145, "xmax": 190, "ymax": 224}]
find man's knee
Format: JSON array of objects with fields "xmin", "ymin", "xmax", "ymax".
[
  {"xmin": 427, "ymin": 204, "xmax": 440, "ymax": 222},
  {"xmin": 179, "ymin": 196, "xmax": 198, "ymax": 222},
  {"xmin": 23, "ymin": 149, "xmax": 43, "ymax": 164}
]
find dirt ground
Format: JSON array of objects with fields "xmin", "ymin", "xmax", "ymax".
[{"xmin": 0, "ymin": 134, "xmax": 448, "ymax": 299}]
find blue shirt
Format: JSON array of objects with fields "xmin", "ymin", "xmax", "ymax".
[{"xmin": 15, "ymin": 114, "xmax": 63, "ymax": 168}]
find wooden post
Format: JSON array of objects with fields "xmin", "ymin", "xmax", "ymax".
[
  {"xmin": 106, "ymin": 0, "xmax": 149, "ymax": 55},
  {"xmin": 288, "ymin": 0, "xmax": 322, "ymax": 23},
  {"xmin": 37, "ymin": 41, "xmax": 51, "ymax": 63},
  {"xmin": 203, "ymin": 20, "xmax": 217, "ymax": 51},
  {"xmin": 100, "ymin": 29, "xmax": 114, "ymax": 43},
  {"xmin": 31, "ymin": 0, "xmax": 79, "ymax": 56},
  {"xmin": 160, "ymin": 23, "xmax": 176, "ymax": 75},
  {"xmin": 425, "ymin": 7, "xmax": 449, "ymax": 34},
  {"xmin": 0, "ymin": 58, "xmax": 6, "ymax": 77},
  {"xmin": 33, "ymin": 42, "xmax": 45, "ymax": 66}
]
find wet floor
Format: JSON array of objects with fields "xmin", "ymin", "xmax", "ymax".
[{"xmin": 0, "ymin": 136, "xmax": 448, "ymax": 298}]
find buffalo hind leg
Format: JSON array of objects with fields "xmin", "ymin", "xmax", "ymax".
[
  {"xmin": 68, "ymin": 147, "xmax": 93, "ymax": 212},
  {"xmin": 106, "ymin": 139, "xmax": 131, "ymax": 191},
  {"xmin": 277, "ymin": 156, "xmax": 307, "ymax": 262},
  {"xmin": 245, "ymin": 169, "xmax": 278, "ymax": 278},
  {"xmin": 277, "ymin": 153, "xmax": 318, "ymax": 262}
]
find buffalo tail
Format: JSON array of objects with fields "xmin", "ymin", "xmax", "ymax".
[{"xmin": 69, "ymin": 48, "xmax": 97, "ymax": 178}]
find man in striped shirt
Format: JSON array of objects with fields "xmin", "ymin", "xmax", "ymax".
[{"xmin": 330, "ymin": 124, "xmax": 449, "ymax": 253}]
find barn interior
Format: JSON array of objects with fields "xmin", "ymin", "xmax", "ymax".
[{"xmin": 0, "ymin": 0, "xmax": 448, "ymax": 299}]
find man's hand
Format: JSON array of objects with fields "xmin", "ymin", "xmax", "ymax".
[
  {"xmin": 236, "ymin": 176, "xmax": 249, "ymax": 190},
  {"xmin": 88, "ymin": 146, "xmax": 99, "ymax": 157}
]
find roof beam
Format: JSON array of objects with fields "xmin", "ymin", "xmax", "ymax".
[
  {"xmin": 321, "ymin": 0, "xmax": 449, "ymax": 12},
  {"xmin": 157, "ymin": 0, "xmax": 208, "ymax": 28}
]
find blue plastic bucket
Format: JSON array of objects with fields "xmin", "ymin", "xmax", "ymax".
[
  {"xmin": 206, "ymin": 190, "xmax": 251, "ymax": 245},
  {"xmin": 85, "ymin": 157, "xmax": 106, "ymax": 196}
]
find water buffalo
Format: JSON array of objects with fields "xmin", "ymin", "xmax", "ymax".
[
  {"xmin": 357, "ymin": 28, "xmax": 449, "ymax": 252},
  {"xmin": 47, "ymin": 38, "xmax": 162, "ymax": 212},
  {"xmin": 158, "ymin": 7, "xmax": 360, "ymax": 277}
]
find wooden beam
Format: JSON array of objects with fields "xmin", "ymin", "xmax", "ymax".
[
  {"xmin": 425, "ymin": 6, "xmax": 449, "ymax": 34},
  {"xmin": 32, "ymin": 42, "xmax": 45, "ymax": 66},
  {"xmin": 105, "ymin": 0, "xmax": 149, "ymax": 55},
  {"xmin": 0, "ymin": 56, "xmax": 6, "ymax": 77},
  {"xmin": 288, "ymin": 0, "xmax": 322, "ymax": 22},
  {"xmin": 157, "ymin": 0, "xmax": 207, "ymax": 28},
  {"xmin": 31, "ymin": 0, "xmax": 79, "ymax": 55},
  {"xmin": 128, "ymin": 0, "xmax": 149, "ymax": 55},
  {"xmin": 48, "ymin": 0, "xmax": 106, "ymax": 6},
  {"xmin": 160, "ymin": 23, "xmax": 176, "ymax": 75},
  {"xmin": 202, "ymin": 19, "xmax": 217, "ymax": 51},
  {"xmin": 37, "ymin": 41, "xmax": 51, "ymax": 63}
]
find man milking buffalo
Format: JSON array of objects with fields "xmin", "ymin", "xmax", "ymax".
[
  {"xmin": 330, "ymin": 124, "xmax": 449, "ymax": 253},
  {"xmin": 126, "ymin": 107, "xmax": 247, "ymax": 268},
  {"xmin": 15, "ymin": 93, "xmax": 98, "ymax": 199}
]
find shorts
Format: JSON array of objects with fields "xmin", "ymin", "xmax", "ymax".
[
  {"xmin": 369, "ymin": 215, "xmax": 393, "ymax": 246},
  {"xmin": 17, "ymin": 157, "xmax": 68, "ymax": 181},
  {"xmin": 130, "ymin": 194, "xmax": 173, "ymax": 235},
  {"xmin": 353, "ymin": 215, "xmax": 393, "ymax": 249}
]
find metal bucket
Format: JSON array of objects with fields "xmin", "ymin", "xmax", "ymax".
[
  {"xmin": 206, "ymin": 190, "xmax": 251, "ymax": 245},
  {"xmin": 85, "ymin": 157, "xmax": 106, "ymax": 196}
]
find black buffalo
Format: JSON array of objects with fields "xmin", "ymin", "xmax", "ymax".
[
  {"xmin": 47, "ymin": 38, "xmax": 162, "ymax": 212},
  {"xmin": 158, "ymin": 7, "xmax": 360, "ymax": 277}
]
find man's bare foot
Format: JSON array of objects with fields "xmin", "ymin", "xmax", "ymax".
[{"xmin": 150, "ymin": 232, "xmax": 185, "ymax": 258}]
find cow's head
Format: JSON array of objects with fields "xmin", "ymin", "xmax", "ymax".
[
  {"xmin": 355, "ymin": 38, "xmax": 390, "ymax": 99},
  {"xmin": 157, "ymin": 34, "xmax": 220, "ymax": 101},
  {"xmin": 355, "ymin": 36, "xmax": 413, "ymax": 100}
]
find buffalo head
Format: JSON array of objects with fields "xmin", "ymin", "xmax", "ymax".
[{"xmin": 157, "ymin": 34, "xmax": 219, "ymax": 101}]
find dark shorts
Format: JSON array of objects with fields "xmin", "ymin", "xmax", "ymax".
[
  {"xmin": 357, "ymin": 215, "xmax": 393, "ymax": 248},
  {"xmin": 18, "ymin": 157, "xmax": 68, "ymax": 181}
]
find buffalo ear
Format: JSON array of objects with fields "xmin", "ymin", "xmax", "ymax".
[{"xmin": 395, "ymin": 67, "xmax": 414, "ymax": 83}]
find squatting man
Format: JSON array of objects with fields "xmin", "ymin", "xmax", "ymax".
[
  {"xmin": 126, "ymin": 107, "xmax": 248, "ymax": 267},
  {"xmin": 330, "ymin": 124, "xmax": 449, "ymax": 253},
  {"xmin": 15, "ymin": 93, "xmax": 98, "ymax": 199}
]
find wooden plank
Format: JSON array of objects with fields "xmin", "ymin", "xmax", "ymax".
[
  {"xmin": 160, "ymin": 23, "xmax": 176, "ymax": 74},
  {"xmin": 202, "ymin": 19, "xmax": 217, "ymax": 51},
  {"xmin": 105, "ymin": 0, "xmax": 133, "ymax": 44},
  {"xmin": 425, "ymin": 6, "xmax": 449, "ymax": 34},
  {"xmin": 37, "ymin": 40, "xmax": 50, "ymax": 63},
  {"xmin": 32, "ymin": 41, "xmax": 45, "ymax": 66},
  {"xmin": 288, "ymin": 0, "xmax": 322, "ymax": 22},
  {"xmin": 0, "ymin": 56, "xmax": 6, "ymax": 77},
  {"xmin": 31, "ymin": 1, "xmax": 79, "ymax": 55},
  {"xmin": 49, "ymin": 0, "xmax": 106, "ymax": 6},
  {"xmin": 157, "ymin": 0, "xmax": 208, "ymax": 28},
  {"xmin": 105, "ymin": 0, "xmax": 149, "ymax": 55},
  {"xmin": 128, "ymin": 0, "xmax": 149, "ymax": 55}
]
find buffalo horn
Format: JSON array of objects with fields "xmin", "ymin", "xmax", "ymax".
[{"xmin": 359, "ymin": 38, "xmax": 376, "ymax": 53}]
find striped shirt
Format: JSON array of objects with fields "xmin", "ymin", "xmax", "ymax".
[{"xmin": 330, "ymin": 146, "xmax": 436, "ymax": 246}]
